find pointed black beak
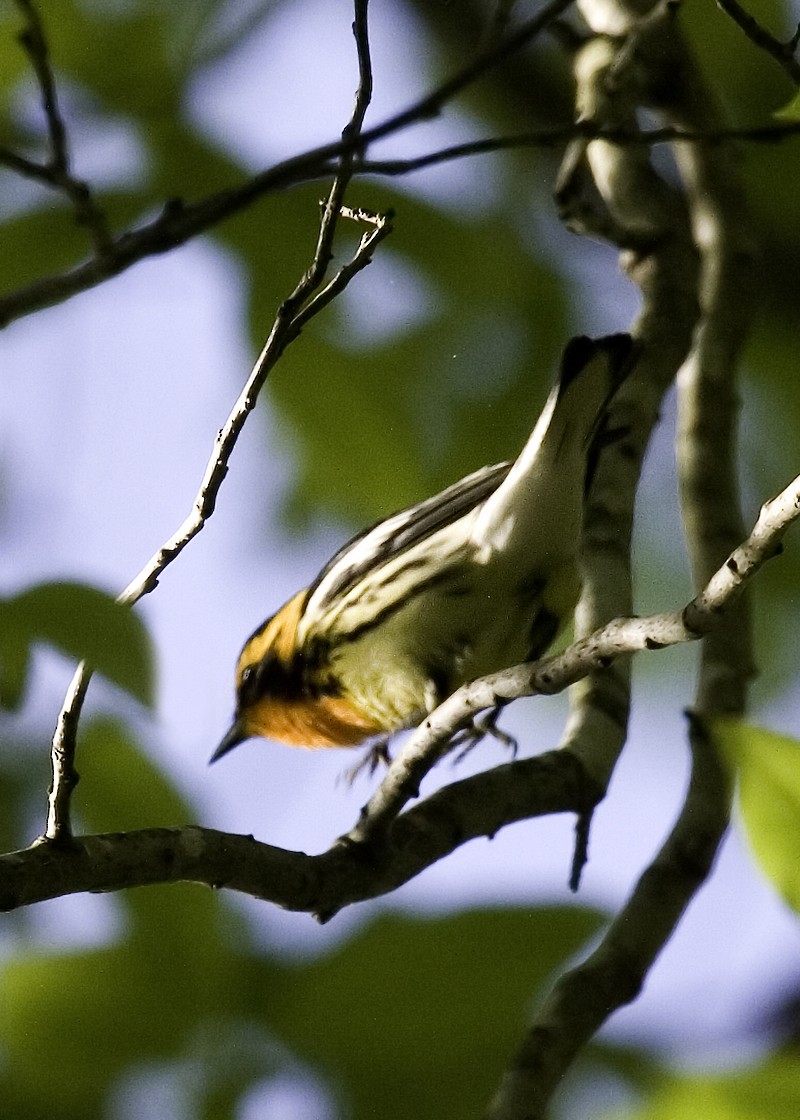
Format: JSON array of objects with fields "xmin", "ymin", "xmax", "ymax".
[{"xmin": 210, "ymin": 718, "xmax": 248, "ymax": 764}]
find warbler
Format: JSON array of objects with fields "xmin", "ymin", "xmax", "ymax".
[{"xmin": 212, "ymin": 333, "xmax": 636, "ymax": 761}]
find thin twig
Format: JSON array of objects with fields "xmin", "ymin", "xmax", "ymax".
[
  {"xmin": 117, "ymin": 217, "xmax": 391, "ymax": 606},
  {"xmin": 13, "ymin": 0, "xmax": 112, "ymax": 256},
  {"xmin": 14, "ymin": 0, "xmax": 68, "ymax": 171},
  {"xmin": 291, "ymin": 212, "xmax": 392, "ymax": 334},
  {"xmin": 7, "ymin": 472, "xmax": 798, "ymax": 911},
  {"xmin": 351, "ymin": 118, "xmax": 800, "ymax": 176},
  {"xmin": 0, "ymin": 0, "xmax": 572, "ymax": 328},
  {"xmin": 345, "ymin": 471, "xmax": 800, "ymax": 845},
  {"xmin": 716, "ymin": 0, "xmax": 800, "ymax": 85},
  {"xmin": 41, "ymin": 0, "xmax": 385, "ymax": 843}
]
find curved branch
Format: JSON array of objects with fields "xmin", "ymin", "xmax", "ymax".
[
  {"xmin": 666, "ymin": 13, "xmax": 758, "ymax": 717},
  {"xmin": 42, "ymin": 6, "xmax": 390, "ymax": 844},
  {"xmin": 485, "ymin": 715, "xmax": 729, "ymax": 1119},
  {"xmin": 12, "ymin": 0, "xmax": 112, "ymax": 256},
  {"xmin": 0, "ymin": 0, "xmax": 573, "ymax": 328},
  {"xmin": 352, "ymin": 119, "xmax": 800, "ymax": 177},
  {"xmin": 4, "ymin": 471, "xmax": 795, "ymax": 917},
  {"xmin": 7, "ymin": 748, "xmax": 591, "ymax": 917},
  {"xmin": 345, "ymin": 472, "xmax": 800, "ymax": 843},
  {"xmin": 487, "ymin": 3, "xmax": 760, "ymax": 1113},
  {"xmin": 716, "ymin": 0, "xmax": 800, "ymax": 85},
  {"xmin": 552, "ymin": 14, "xmax": 700, "ymax": 797}
]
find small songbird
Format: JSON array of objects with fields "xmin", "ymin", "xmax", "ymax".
[{"xmin": 212, "ymin": 333, "xmax": 636, "ymax": 762}]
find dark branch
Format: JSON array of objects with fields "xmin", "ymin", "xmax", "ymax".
[
  {"xmin": 14, "ymin": 747, "xmax": 592, "ymax": 916},
  {"xmin": 42, "ymin": 4, "xmax": 389, "ymax": 843},
  {"xmin": 353, "ymin": 118, "xmax": 800, "ymax": 177},
  {"xmin": 486, "ymin": 718, "xmax": 730, "ymax": 1118},
  {"xmin": 0, "ymin": 0, "xmax": 572, "ymax": 327},
  {"xmin": 716, "ymin": 0, "xmax": 800, "ymax": 85},
  {"xmin": 15, "ymin": 0, "xmax": 68, "ymax": 172},
  {"xmin": 13, "ymin": 0, "xmax": 112, "ymax": 255}
]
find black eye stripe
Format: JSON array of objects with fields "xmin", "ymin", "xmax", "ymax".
[{"xmin": 237, "ymin": 642, "xmax": 341, "ymax": 709}]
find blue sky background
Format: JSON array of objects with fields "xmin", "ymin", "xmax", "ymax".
[{"xmin": 2, "ymin": 0, "xmax": 799, "ymax": 1077}]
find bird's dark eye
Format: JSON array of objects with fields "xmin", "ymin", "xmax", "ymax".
[{"xmin": 238, "ymin": 664, "xmax": 259, "ymax": 704}]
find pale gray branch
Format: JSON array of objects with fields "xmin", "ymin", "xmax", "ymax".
[
  {"xmin": 346, "ymin": 472, "xmax": 800, "ymax": 845},
  {"xmin": 486, "ymin": 713, "xmax": 729, "ymax": 1120},
  {"xmin": 486, "ymin": 2, "xmax": 760, "ymax": 1112},
  {"xmin": 554, "ymin": 11, "xmax": 700, "ymax": 796},
  {"xmin": 7, "ymin": 472, "xmax": 797, "ymax": 918}
]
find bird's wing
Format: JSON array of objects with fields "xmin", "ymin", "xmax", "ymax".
[{"xmin": 302, "ymin": 461, "xmax": 511, "ymax": 621}]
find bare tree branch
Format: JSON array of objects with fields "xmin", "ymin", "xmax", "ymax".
[
  {"xmin": 5, "ymin": 468, "xmax": 798, "ymax": 916},
  {"xmin": 716, "ymin": 0, "xmax": 800, "ymax": 85},
  {"xmin": 12, "ymin": 0, "xmax": 112, "ymax": 256},
  {"xmin": 485, "ymin": 715, "xmax": 729, "ymax": 1120},
  {"xmin": 4, "ymin": 0, "xmax": 797, "ymax": 329},
  {"xmin": 345, "ymin": 471, "xmax": 800, "ymax": 845},
  {"xmin": 666, "ymin": 18, "xmax": 758, "ymax": 718},
  {"xmin": 551, "ymin": 9, "xmax": 699, "ymax": 879},
  {"xmin": 1, "ymin": 747, "xmax": 593, "ymax": 916},
  {"xmin": 486, "ymin": 1, "xmax": 759, "ymax": 1112},
  {"xmin": 41, "ymin": 0, "xmax": 389, "ymax": 845},
  {"xmin": 353, "ymin": 119, "xmax": 800, "ymax": 176},
  {"xmin": 0, "ymin": 0, "xmax": 573, "ymax": 327}
]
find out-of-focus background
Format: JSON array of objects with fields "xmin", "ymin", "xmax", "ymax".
[{"xmin": 2, "ymin": 2, "xmax": 800, "ymax": 1117}]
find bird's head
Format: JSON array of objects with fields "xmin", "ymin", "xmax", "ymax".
[{"xmin": 211, "ymin": 590, "xmax": 381, "ymax": 758}]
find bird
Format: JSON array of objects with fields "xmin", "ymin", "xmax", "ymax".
[{"xmin": 212, "ymin": 333, "xmax": 636, "ymax": 763}]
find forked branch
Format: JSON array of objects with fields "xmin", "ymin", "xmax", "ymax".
[{"xmin": 41, "ymin": 0, "xmax": 389, "ymax": 845}]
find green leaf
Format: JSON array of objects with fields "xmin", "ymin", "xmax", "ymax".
[
  {"xmin": 76, "ymin": 716, "xmax": 192, "ymax": 832},
  {"xmin": 713, "ymin": 717, "xmax": 800, "ymax": 916},
  {"xmin": 265, "ymin": 184, "xmax": 567, "ymax": 526},
  {"xmin": 0, "ymin": 633, "xmax": 31, "ymax": 710},
  {"xmin": 774, "ymin": 90, "xmax": 800, "ymax": 121},
  {"xmin": 0, "ymin": 725, "xmax": 238, "ymax": 1120},
  {"xmin": 620, "ymin": 1055, "xmax": 800, "ymax": 1120},
  {"xmin": 0, "ymin": 581, "xmax": 154, "ymax": 706},
  {"xmin": 260, "ymin": 905, "xmax": 605, "ymax": 1120}
]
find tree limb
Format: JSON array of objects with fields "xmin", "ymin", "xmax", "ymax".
[
  {"xmin": 716, "ymin": 0, "xmax": 800, "ymax": 85},
  {"xmin": 352, "ymin": 119, "xmax": 800, "ymax": 178},
  {"xmin": 0, "ymin": 0, "xmax": 573, "ymax": 328},
  {"xmin": 486, "ymin": 0, "xmax": 759, "ymax": 1112},
  {"xmin": 6, "ymin": 468, "xmax": 798, "ymax": 916},
  {"xmin": 344, "ymin": 471, "xmax": 800, "ymax": 844},
  {"xmin": 553, "ymin": 9, "xmax": 699, "ymax": 822},
  {"xmin": 485, "ymin": 715, "xmax": 729, "ymax": 1120}
]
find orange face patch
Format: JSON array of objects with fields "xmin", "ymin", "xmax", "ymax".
[
  {"xmin": 237, "ymin": 590, "xmax": 308, "ymax": 683},
  {"xmin": 242, "ymin": 692, "xmax": 383, "ymax": 749}
]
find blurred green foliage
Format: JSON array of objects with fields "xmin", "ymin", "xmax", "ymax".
[
  {"xmin": 2, "ymin": 0, "xmax": 800, "ymax": 1118},
  {"xmin": 715, "ymin": 718, "xmax": 800, "ymax": 917},
  {"xmin": 0, "ymin": 722, "xmax": 610, "ymax": 1120},
  {"xmin": 616, "ymin": 1055, "xmax": 800, "ymax": 1120}
]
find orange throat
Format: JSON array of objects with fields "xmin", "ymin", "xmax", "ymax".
[{"xmin": 243, "ymin": 692, "xmax": 384, "ymax": 749}]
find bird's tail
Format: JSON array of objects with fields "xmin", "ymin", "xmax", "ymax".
[{"xmin": 470, "ymin": 333, "xmax": 636, "ymax": 560}]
